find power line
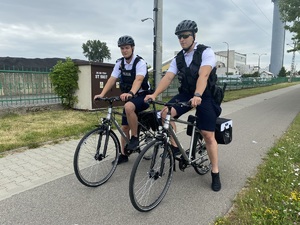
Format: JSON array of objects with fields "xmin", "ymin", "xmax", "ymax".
[
  {"xmin": 251, "ymin": 0, "xmax": 272, "ymax": 24},
  {"xmin": 230, "ymin": 0, "xmax": 271, "ymax": 36}
]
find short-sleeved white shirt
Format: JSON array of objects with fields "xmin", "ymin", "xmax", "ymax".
[
  {"xmin": 111, "ymin": 55, "xmax": 147, "ymax": 78},
  {"xmin": 167, "ymin": 43, "xmax": 216, "ymax": 75}
]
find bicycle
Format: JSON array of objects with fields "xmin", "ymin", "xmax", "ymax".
[
  {"xmin": 73, "ymin": 96, "xmax": 159, "ymax": 187},
  {"xmin": 129, "ymin": 99, "xmax": 230, "ymax": 212}
]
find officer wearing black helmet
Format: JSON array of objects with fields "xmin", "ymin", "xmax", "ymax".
[
  {"xmin": 94, "ymin": 35, "xmax": 150, "ymax": 164},
  {"xmin": 145, "ymin": 20, "xmax": 222, "ymax": 191}
]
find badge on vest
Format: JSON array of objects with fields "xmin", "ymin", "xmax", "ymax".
[{"xmin": 122, "ymin": 71, "xmax": 131, "ymax": 77}]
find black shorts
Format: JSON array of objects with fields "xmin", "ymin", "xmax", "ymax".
[
  {"xmin": 122, "ymin": 92, "xmax": 150, "ymax": 125},
  {"xmin": 168, "ymin": 93, "xmax": 222, "ymax": 131}
]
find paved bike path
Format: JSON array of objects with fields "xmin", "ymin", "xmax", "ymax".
[{"xmin": 0, "ymin": 84, "xmax": 299, "ymax": 224}]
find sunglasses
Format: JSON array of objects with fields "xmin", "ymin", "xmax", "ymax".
[{"xmin": 177, "ymin": 34, "xmax": 193, "ymax": 39}]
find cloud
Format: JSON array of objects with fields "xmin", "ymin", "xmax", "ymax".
[{"xmin": 0, "ymin": 0, "xmax": 295, "ymax": 70}]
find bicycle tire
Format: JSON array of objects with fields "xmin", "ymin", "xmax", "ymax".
[
  {"xmin": 73, "ymin": 127, "xmax": 120, "ymax": 187},
  {"xmin": 193, "ymin": 135, "xmax": 211, "ymax": 175},
  {"xmin": 129, "ymin": 139, "xmax": 174, "ymax": 212}
]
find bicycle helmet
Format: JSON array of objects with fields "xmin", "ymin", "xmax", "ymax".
[
  {"xmin": 117, "ymin": 35, "xmax": 135, "ymax": 47},
  {"xmin": 175, "ymin": 20, "xmax": 198, "ymax": 35}
]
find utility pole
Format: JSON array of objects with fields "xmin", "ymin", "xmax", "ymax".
[{"xmin": 154, "ymin": 0, "xmax": 163, "ymax": 100}]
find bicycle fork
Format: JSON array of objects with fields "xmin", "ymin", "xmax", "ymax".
[{"xmin": 95, "ymin": 127, "xmax": 111, "ymax": 161}]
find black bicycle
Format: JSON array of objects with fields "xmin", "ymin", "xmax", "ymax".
[
  {"xmin": 129, "ymin": 99, "xmax": 232, "ymax": 212},
  {"xmin": 73, "ymin": 96, "xmax": 158, "ymax": 187}
]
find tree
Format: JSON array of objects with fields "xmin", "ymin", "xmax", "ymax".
[
  {"xmin": 278, "ymin": 0, "xmax": 300, "ymax": 51},
  {"xmin": 278, "ymin": 66, "xmax": 287, "ymax": 77},
  {"xmin": 49, "ymin": 57, "xmax": 79, "ymax": 108},
  {"xmin": 82, "ymin": 40, "xmax": 111, "ymax": 62}
]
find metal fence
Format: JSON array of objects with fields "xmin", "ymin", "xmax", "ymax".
[
  {"xmin": 0, "ymin": 69, "xmax": 60, "ymax": 108},
  {"xmin": 162, "ymin": 76, "xmax": 300, "ymax": 97},
  {"xmin": 1, "ymin": 68, "xmax": 299, "ymax": 107}
]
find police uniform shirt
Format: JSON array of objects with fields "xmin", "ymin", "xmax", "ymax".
[
  {"xmin": 111, "ymin": 55, "xmax": 147, "ymax": 79},
  {"xmin": 167, "ymin": 42, "xmax": 216, "ymax": 75}
]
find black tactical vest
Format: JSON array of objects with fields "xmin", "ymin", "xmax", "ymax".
[
  {"xmin": 176, "ymin": 44, "xmax": 217, "ymax": 96},
  {"xmin": 118, "ymin": 56, "xmax": 149, "ymax": 93}
]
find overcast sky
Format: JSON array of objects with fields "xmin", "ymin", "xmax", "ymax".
[{"xmin": 0, "ymin": 0, "xmax": 297, "ymax": 71}]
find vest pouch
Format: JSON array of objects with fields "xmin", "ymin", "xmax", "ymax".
[
  {"xmin": 120, "ymin": 83, "xmax": 132, "ymax": 93},
  {"xmin": 177, "ymin": 71, "xmax": 184, "ymax": 83},
  {"xmin": 212, "ymin": 86, "xmax": 224, "ymax": 105},
  {"xmin": 177, "ymin": 71, "xmax": 190, "ymax": 94},
  {"xmin": 141, "ymin": 81, "xmax": 149, "ymax": 91}
]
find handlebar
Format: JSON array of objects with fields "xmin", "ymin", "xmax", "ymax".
[
  {"xmin": 147, "ymin": 99, "xmax": 191, "ymax": 108},
  {"xmin": 94, "ymin": 96, "xmax": 121, "ymax": 103}
]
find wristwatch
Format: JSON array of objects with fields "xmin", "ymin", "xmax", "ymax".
[
  {"xmin": 194, "ymin": 93, "xmax": 202, "ymax": 98},
  {"xmin": 128, "ymin": 91, "xmax": 135, "ymax": 97}
]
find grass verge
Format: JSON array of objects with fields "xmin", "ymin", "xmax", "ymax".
[
  {"xmin": 0, "ymin": 82, "xmax": 299, "ymax": 155},
  {"xmin": 215, "ymin": 112, "xmax": 300, "ymax": 224},
  {"xmin": 0, "ymin": 110, "xmax": 100, "ymax": 154}
]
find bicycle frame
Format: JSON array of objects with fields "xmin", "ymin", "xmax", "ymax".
[
  {"xmin": 96, "ymin": 97, "xmax": 156, "ymax": 152},
  {"xmin": 153, "ymin": 101, "xmax": 204, "ymax": 165},
  {"xmin": 167, "ymin": 118, "xmax": 200, "ymax": 163}
]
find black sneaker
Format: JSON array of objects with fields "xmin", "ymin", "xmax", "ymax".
[
  {"xmin": 170, "ymin": 145, "xmax": 180, "ymax": 156},
  {"xmin": 211, "ymin": 172, "xmax": 221, "ymax": 192},
  {"xmin": 112, "ymin": 154, "xmax": 128, "ymax": 165},
  {"xmin": 127, "ymin": 136, "xmax": 139, "ymax": 150}
]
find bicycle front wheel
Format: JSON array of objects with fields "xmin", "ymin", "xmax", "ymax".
[
  {"xmin": 129, "ymin": 140, "xmax": 174, "ymax": 212},
  {"xmin": 74, "ymin": 127, "xmax": 120, "ymax": 187}
]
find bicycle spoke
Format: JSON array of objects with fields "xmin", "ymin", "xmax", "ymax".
[
  {"xmin": 129, "ymin": 141, "xmax": 174, "ymax": 212},
  {"xmin": 74, "ymin": 128, "xmax": 120, "ymax": 187}
]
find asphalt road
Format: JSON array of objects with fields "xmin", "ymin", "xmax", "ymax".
[{"xmin": 0, "ymin": 84, "xmax": 299, "ymax": 225}]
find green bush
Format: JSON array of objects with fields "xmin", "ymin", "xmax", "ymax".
[{"xmin": 49, "ymin": 57, "xmax": 79, "ymax": 108}]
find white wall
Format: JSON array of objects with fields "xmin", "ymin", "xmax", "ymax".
[{"xmin": 74, "ymin": 65, "xmax": 92, "ymax": 110}]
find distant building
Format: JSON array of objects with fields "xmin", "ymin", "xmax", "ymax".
[
  {"xmin": 260, "ymin": 70, "xmax": 274, "ymax": 81},
  {"xmin": 154, "ymin": 49, "xmax": 269, "ymax": 77},
  {"xmin": 215, "ymin": 50, "xmax": 247, "ymax": 75}
]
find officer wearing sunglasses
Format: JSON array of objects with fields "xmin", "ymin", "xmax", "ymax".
[{"xmin": 145, "ymin": 20, "xmax": 222, "ymax": 192}]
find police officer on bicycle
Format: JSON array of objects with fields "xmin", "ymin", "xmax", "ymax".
[
  {"xmin": 94, "ymin": 35, "xmax": 150, "ymax": 164},
  {"xmin": 145, "ymin": 20, "xmax": 222, "ymax": 191}
]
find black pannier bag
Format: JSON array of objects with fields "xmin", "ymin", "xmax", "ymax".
[
  {"xmin": 186, "ymin": 115, "xmax": 232, "ymax": 145},
  {"xmin": 215, "ymin": 117, "xmax": 232, "ymax": 144},
  {"xmin": 138, "ymin": 110, "xmax": 160, "ymax": 131}
]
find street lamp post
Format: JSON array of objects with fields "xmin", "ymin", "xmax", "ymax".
[
  {"xmin": 253, "ymin": 53, "xmax": 267, "ymax": 73},
  {"xmin": 141, "ymin": 17, "xmax": 156, "ymax": 89},
  {"xmin": 223, "ymin": 42, "xmax": 229, "ymax": 77}
]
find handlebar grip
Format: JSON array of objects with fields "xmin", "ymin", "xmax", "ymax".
[{"xmin": 146, "ymin": 98, "xmax": 153, "ymax": 103}]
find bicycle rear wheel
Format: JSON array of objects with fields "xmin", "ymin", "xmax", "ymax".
[
  {"xmin": 129, "ymin": 140, "xmax": 174, "ymax": 212},
  {"xmin": 193, "ymin": 135, "xmax": 211, "ymax": 175},
  {"xmin": 74, "ymin": 127, "xmax": 120, "ymax": 187}
]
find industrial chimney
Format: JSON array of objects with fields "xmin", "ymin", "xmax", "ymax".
[{"xmin": 270, "ymin": 0, "xmax": 286, "ymax": 76}]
